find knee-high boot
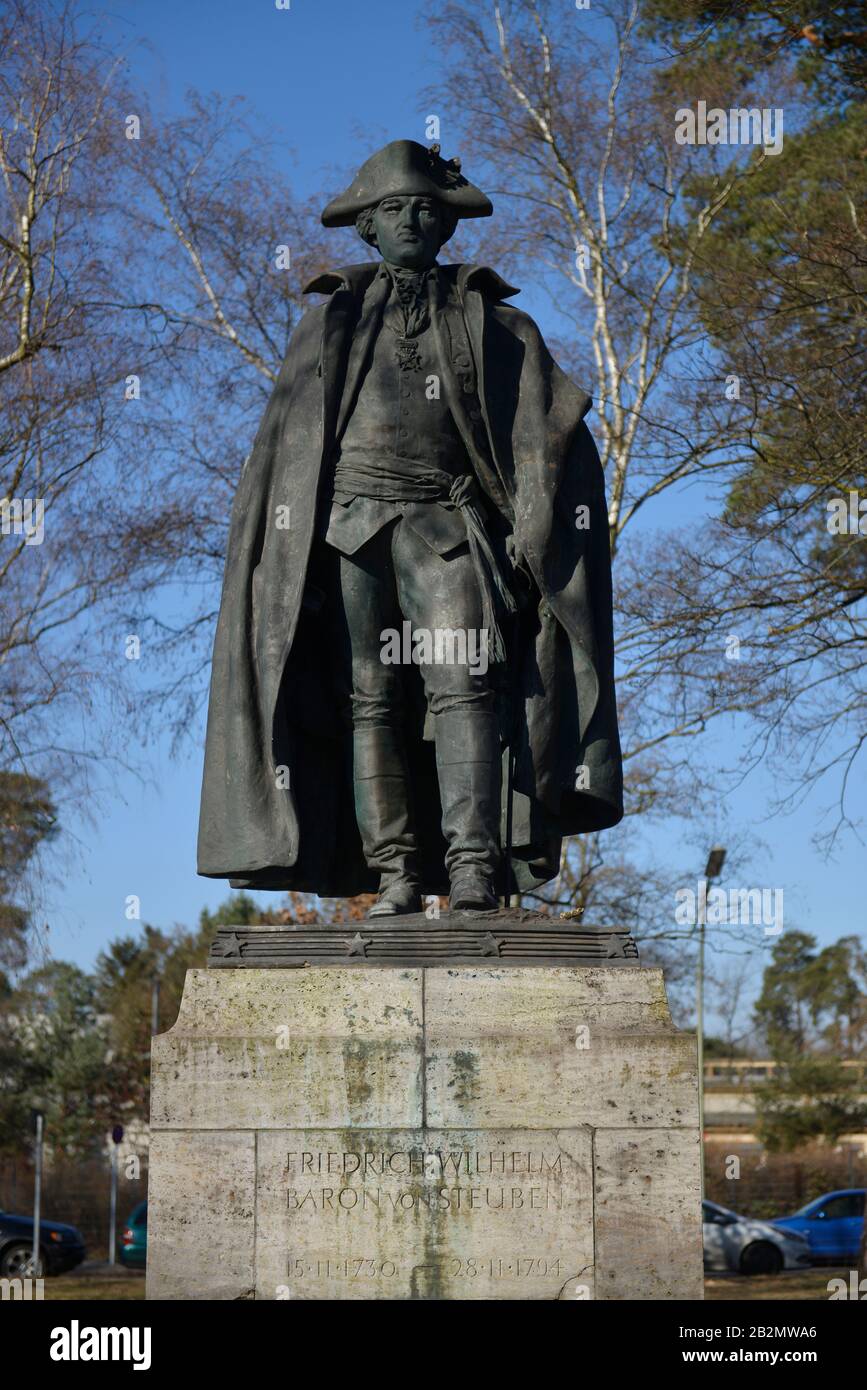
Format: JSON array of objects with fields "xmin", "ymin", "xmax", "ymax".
[
  {"xmin": 353, "ymin": 725, "xmax": 422, "ymax": 917},
  {"xmin": 434, "ymin": 709, "xmax": 501, "ymax": 910}
]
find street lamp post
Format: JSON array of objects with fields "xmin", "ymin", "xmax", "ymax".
[
  {"xmin": 108, "ymin": 1123, "xmax": 124, "ymax": 1265},
  {"xmin": 151, "ymin": 975, "xmax": 160, "ymax": 1036},
  {"xmin": 31, "ymin": 1109, "xmax": 44, "ymax": 1279},
  {"xmin": 697, "ymin": 846, "xmax": 726, "ymax": 1200}
]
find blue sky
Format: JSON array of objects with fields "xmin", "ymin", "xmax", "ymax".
[
  {"xmin": 43, "ymin": 1, "xmax": 864, "ymax": 1024},
  {"xmin": 116, "ymin": 0, "xmax": 452, "ymax": 197}
]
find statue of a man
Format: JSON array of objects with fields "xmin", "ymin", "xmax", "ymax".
[{"xmin": 198, "ymin": 140, "xmax": 623, "ymax": 917}]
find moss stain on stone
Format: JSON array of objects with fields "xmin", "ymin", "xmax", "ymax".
[
  {"xmin": 342, "ymin": 1037, "xmax": 375, "ymax": 1121},
  {"xmin": 449, "ymin": 1049, "xmax": 479, "ymax": 1109},
  {"xmin": 649, "ymin": 995, "xmax": 673, "ymax": 1025}
]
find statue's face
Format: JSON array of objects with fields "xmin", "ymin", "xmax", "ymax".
[{"xmin": 373, "ymin": 194, "xmax": 443, "ymax": 269}]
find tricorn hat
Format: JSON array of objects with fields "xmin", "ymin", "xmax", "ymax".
[{"xmin": 321, "ymin": 139, "xmax": 493, "ymax": 228}]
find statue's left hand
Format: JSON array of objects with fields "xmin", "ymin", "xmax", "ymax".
[{"xmin": 506, "ymin": 531, "xmax": 533, "ymax": 579}]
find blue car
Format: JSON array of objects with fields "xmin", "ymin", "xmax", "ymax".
[{"xmin": 771, "ymin": 1188, "xmax": 865, "ymax": 1264}]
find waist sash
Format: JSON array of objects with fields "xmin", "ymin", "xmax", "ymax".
[{"xmin": 333, "ymin": 457, "xmax": 516, "ymax": 662}]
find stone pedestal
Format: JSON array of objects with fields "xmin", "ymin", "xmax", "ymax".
[{"xmin": 146, "ymin": 965, "xmax": 703, "ymax": 1300}]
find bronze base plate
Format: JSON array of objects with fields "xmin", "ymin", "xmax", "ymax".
[{"xmin": 208, "ymin": 909, "xmax": 639, "ymax": 968}]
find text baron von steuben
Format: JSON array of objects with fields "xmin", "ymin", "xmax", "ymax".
[{"xmin": 197, "ymin": 140, "xmax": 623, "ymax": 915}]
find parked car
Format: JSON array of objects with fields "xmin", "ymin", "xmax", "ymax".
[
  {"xmin": 770, "ymin": 1188, "xmax": 866, "ymax": 1265},
  {"xmin": 120, "ymin": 1200, "xmax": 147, "ymax": 1268},
  {"xmin": 0, "ymin": 1209, "xmax": 86, "ymax": 1278},
  {"xmin": 702, "ymin": 1198, "xmax": 812, "ymax": 1275}
]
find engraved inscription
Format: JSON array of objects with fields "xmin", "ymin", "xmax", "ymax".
[
  {"xmin": 288, "ymin": 1257, "xmax": 399, "ymax": 1280},
  {"xmin": 255, "ymin": 1129, "xmax": 594, "ymax": 1300},
  {"xmin": 284, "ymin": 1146, "xmax": 566, "ymax": 1214},
  {"xmin": 284, "ymin": 1256, "xmax": 563, "ymax": 1279}
]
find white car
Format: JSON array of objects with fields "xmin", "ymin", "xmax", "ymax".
[{"xmin": 703, "ymin": 1199, "xmax": 812, "ymax": 1275}]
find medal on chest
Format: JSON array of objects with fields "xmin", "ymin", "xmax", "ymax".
[{"xmin": 394, "ymin": 337, "xmax": 423, "ymax": 372}]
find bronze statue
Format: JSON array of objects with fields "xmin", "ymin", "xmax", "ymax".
[{"xmin": 198, "ymin": 140, "xmax": 623, "ymax": 917}]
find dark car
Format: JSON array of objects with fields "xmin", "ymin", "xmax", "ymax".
[
  {"xmin": 771, "ymin": 1188, "xmax": 866, "ymax": 1264},
  {"xmin": 0, "ymin": 1209, "xmax": 86, "ymax": 1278},
  {"xmin": 120, "ymin": 1200, "xmax": 147, "ymax": 1268}
]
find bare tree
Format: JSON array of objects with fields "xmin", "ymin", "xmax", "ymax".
[
  {"xmin": 706, "ymin": 955, "xmax": 760, "ymax": 1056},
  {"xmin": 0, "ymin": 5, "xmax": 345, "ymax": 965},
  {"xmin": 115, "ymin": 90, "xmax": 353, "ymax": 733},
  {"xmin": 0, "ymin": 4, "xmax": 347, "ymax": 808},
  {"xmin": 428, "ymin": 2, "xmax": 781, "ymax": 761},
  {"xmin": 0, "ymin": 2, "xmax": 190, "ymax": 801},
  {"xmin": 427, "ymin": 0, "xmax": 790, "ymax": 933}
]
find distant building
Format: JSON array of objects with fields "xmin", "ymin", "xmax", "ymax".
[{"xmin": 703, "ymin": 1058, "xmax": 867, "ymax": 1150}]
